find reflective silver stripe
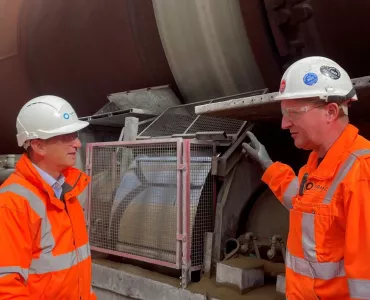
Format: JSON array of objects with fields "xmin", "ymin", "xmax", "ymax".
[
  {"xmin": 282, "ymin": 177, "xmax": 299, "ymax": 210},
  {"xmin": 286, "ymin": 250, "xmax": 345, "ymax": 280},
  {"xmin": 302, "ymin": 213, "xmax": 317, "ymax": 262},
  {"xmin": 0, "ymin": 184, "xmax": 56, "ymax": 255},
  {"xmin": 0, "ymin": 266, "xmax": 29, "ymax": 281},
  {"xmin": 0, "ymin": 184, "xmax": 91, "ymax": 275},
  {"xmin": 30, "ymin": 243, "xmax": 91, "ymax": 275},
  {"xmin": 348, "ymin": 279, "xmax": 370, "ymax": 299},
  {"xmin": 301, "ymin": 149, "xmax": 370, "ymax": 262},
  {"xmin": 323, "ymin": 149, "xmax": 370, "ymax": 204}
]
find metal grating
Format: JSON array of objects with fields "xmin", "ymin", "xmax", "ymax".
[
  {"xmin": 139, "ymin": 89, "xmax": 267, "ymax": 138},
  {"xmin": 188, "ymin": 142, "xmax": 214, "ymax": 267},
  {"xmin": 80, "ymin": 108, "xmax": 157, "ymax": 127},
  {"xmin": 94, "ymin": 101, "xmax": 121, "ymax": 115},
  {"xmin": 87, "ymin": 140, "xmax": 182, "ymax": 267}
]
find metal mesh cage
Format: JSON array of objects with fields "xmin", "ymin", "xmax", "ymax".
[
  {"xmin": 87, "ymin": 139, "xmax": 215, "ymax": 271},
  {"xmin": 139, "ymin": 89, "xmax": 267, "ymax": 138},
  {"xmin": 88, "ymin": 140, "xmax": 181, "ymax": 267}
]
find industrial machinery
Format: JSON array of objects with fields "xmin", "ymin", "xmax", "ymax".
[
  {"xmin": 2, "ymin": 0, "xmax": 370, "ymax": 153},
  {"xmin": 2, "ymin": 0, "xmax": 370, "ymax": 299}
]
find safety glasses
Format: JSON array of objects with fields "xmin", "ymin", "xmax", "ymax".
[
  {"xmin": 281, "ymin": 102, "xmax": 327, "ymax": 120},
  {"xmin": 52, "ymin": 132, "xmax": 79, "ymax": 144}
]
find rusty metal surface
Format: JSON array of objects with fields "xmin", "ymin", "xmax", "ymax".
[
  {"xmin": 2, "ymin": 0, "xmax": 370, "ymax": 155},
  {"xmin": 309, "ymin": 0, "xmax": 370, "ymax": 78},
  {"xmin": 19, "ymin": 0, "xmax": 176, "ymax": 124},
  {"xmin": 238, "ymin": 0, "xmax": 282, "ymax": 91},
  {"xmin": 262, "ymin": 0, "xmax": 370, "ymax": 79},
  {"xmin": 0, "ymin": 0, "xmax": 35, "ymax": 154},
  {"xmin": 0, "ymin": 0, "xmax": 22, "ymax": 59}
]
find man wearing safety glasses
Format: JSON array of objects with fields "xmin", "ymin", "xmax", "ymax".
[
  {"xmin": 0, "ymin": 96, "xmax": 96, "ymax": 299},
  {"xmin": 243, "ymin": 56, "xmax": 370, "ymax": 299}
]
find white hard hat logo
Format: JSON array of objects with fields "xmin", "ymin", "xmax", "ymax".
[
  {"xmin": 63, "ymin": 113, "xmax": 70, "ymax": 120},
  {"xmin": 280, "ymin": 79, "xmax": 286, "ymax": 93},
  {"xmin": 320, "ymin": 65, "xmax": 341, "ymax": 80},
  {"xmin": 303, "ymin": 72, "xmax": 318, "ymax": 86}
]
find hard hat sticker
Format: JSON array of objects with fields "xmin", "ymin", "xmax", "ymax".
[
  {"xmin": 320, "ymin": 65, "xmax": 341, "ymax": 80},
  {"xmin": 280, "ymin": 79, "xmax": 286, "ymax": 93},
  {"xmin": 63, "ymin": 113, "xmax": 70, "ymax": 120},
  {"xmin": 303, "ymin": 73, "xmax": 318, "ymax": 86}
]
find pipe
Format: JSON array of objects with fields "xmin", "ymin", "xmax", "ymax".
[
  {"xmin": 267, "ymin": 235, "xmax": 283, "ymax": 260},
  {"xmin": 223, "ymin": 238, "xmax": 240, "ymax": 260},
  {"xmin": 240, "ymin": 232, "xmax": 261, "ymax": 259},
  {"xmin": 6, "ymin": 155, "xmax": 15, "ymax": 168}
]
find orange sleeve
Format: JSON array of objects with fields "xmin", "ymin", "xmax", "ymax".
[
  {"xmin": 0, "ymin": 202, "xmax": 32, "ymax": 299},
  {"xmin": 343, "ymin": 178, "xmax": 370, "ymax": 300},
  {"xmin": 261, "ymin": 161, "xmax": 299, "ymax": 210},
  {"xmin": 90, "ymin": 290, "xmax": 97, "ymax": 300}
]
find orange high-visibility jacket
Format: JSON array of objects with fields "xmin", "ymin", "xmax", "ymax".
[
  {"xmin": 262, "ymin": 124, "xmax": 370, "ymax": 299},
  {"xmin": 0, "ymin": 154, "xmax": 96, "ymax": 300}
]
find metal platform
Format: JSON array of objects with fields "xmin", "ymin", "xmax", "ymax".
[
  {"xmin": 138, "ymin": 89, "xmax": 267, "ymax": 138},
  {"xmin": 80, "ymin": 108, "xmax": 157, "ymax": 127},
  {"xmin": 194, "ymin": 76, "xmax": 370, "ymax": 121}
]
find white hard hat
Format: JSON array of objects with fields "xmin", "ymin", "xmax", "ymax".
[
  {"xmin": 274, "ymin": 56, "xmax": 357, "ymax": 103},
  {"xmin": 16, "ymin": 95, "xmax": 89, "ymax": 148}
]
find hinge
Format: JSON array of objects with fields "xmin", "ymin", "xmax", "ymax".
[
  {"xmin": 177, "ymin": 164, "xmax": 186, "ymax": 171},
  {"xmin": 177, "ymin": 234, "xmax": 187, "ymax": 242}
]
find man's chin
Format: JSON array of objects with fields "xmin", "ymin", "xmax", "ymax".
[{"xmin": 294, "ymin": 140, "xmax": 312, "ymax": 151}]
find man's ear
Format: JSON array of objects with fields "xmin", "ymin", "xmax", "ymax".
[
  {"xmin": 326, "ymin": 103, "xmax": 340, "ymax": 122},
  {"xmin": 29, "ymin": 140, "xmax": 47, "ymax": 156}
]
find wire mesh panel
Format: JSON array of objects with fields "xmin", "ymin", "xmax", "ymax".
[
  {"xmin": 139, "ymin": 89, "xmax": 267, "ymax": 137},
  {"xmin": 188, "ymin": 142, "xmax": 214, "ymax": 267},
  {"xmin": 86, "ymin": 139, "xmax": 182, "ymax": 268}
]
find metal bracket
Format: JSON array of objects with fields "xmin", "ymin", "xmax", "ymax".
[
  {"xmin": 211, "ymin": 123, "xmax": 255, "ymax": 176},
  {"xmin": 177, "ymin": 164, "xmax": 186, "ymax": 171},
  {"xmin": 177, "ymin": 234, "xmax": 187, "ymax": 242}
]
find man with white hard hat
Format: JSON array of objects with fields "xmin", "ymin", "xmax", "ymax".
[
  {"xmin": 0, "ymin": 95, "xmax": 96, "ymax": 299},
  {"xmin": 243, "ymin": 56, "xmax": 370, "ymax": 299}
]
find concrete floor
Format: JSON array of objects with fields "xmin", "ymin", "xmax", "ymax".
[{"xmin": 92, "ymin": 255, "xmax": 286, "ymax": 300}]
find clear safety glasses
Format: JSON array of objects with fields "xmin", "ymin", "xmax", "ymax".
[
  {"xmin": 281, "ymin": 102, "xmax": 327, "ymax": 120},
  {"xmin": 52, "ymin": 132, "xmax": 79, "ymax": 144}
]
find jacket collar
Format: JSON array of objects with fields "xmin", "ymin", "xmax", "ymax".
[
  {"xmin": 306, "ymin": 124, "xmax": 359, "ymax": 179},
  {"xmin": 15, "ymin": 154, "xmax": 90, "ymax": 207}
]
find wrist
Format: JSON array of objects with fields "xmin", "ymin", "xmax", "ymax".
[{"xmin": 262, "ymin": 160, "xmax": 274, "ymax": 170}]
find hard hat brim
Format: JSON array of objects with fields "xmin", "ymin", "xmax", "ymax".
[
  {"xmin": 274, "ymin": 92, "xmax": 358, "ymax": 102},
  {"xmin": 43, "ymin": 120, "xmax": 89, "ymax": 136}
]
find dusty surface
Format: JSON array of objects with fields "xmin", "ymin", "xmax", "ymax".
[
  {"xmin": 221, "ymin": 256, "xmax": 285, "ymax": 275},
  {"xmin": 188, "ymin": 277, "xmax": 285, "ymax": 300},
  {"xmin": 93, "ymin": 255, "xmax": 286, "ymax": 300},
  {"xmin": 93, "ymin": 257, "xmax": 180, "ymax": 287}
]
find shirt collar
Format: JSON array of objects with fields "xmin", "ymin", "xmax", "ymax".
[{"xmin": 32, "ymin": 163, "xmax": 65, "ymax": 188}]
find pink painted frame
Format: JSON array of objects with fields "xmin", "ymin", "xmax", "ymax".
[{"xmin": 85, "ymin": 138, "xmax": 184, "ymax": 270}]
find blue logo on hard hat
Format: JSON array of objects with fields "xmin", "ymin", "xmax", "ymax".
[
  {"xmin": 303, "ymin": 73, "xmax": 318, "ymax": 86},
  {"xmin": 63, "ymin": 113, "xmax": 70, "ymax": 120}
]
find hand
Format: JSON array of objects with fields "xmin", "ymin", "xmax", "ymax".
[{"xmin": 242, "ymin": 131, "xmax": 273, "ymax": 170}]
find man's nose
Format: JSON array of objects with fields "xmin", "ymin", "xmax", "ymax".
[
  {"xmin": 281, "ymin": 115, "xmax": 293, "ymax": 129},
  {"xmin": 71, "ymin": 137, "xmax": 82, "ymax": 149}
]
